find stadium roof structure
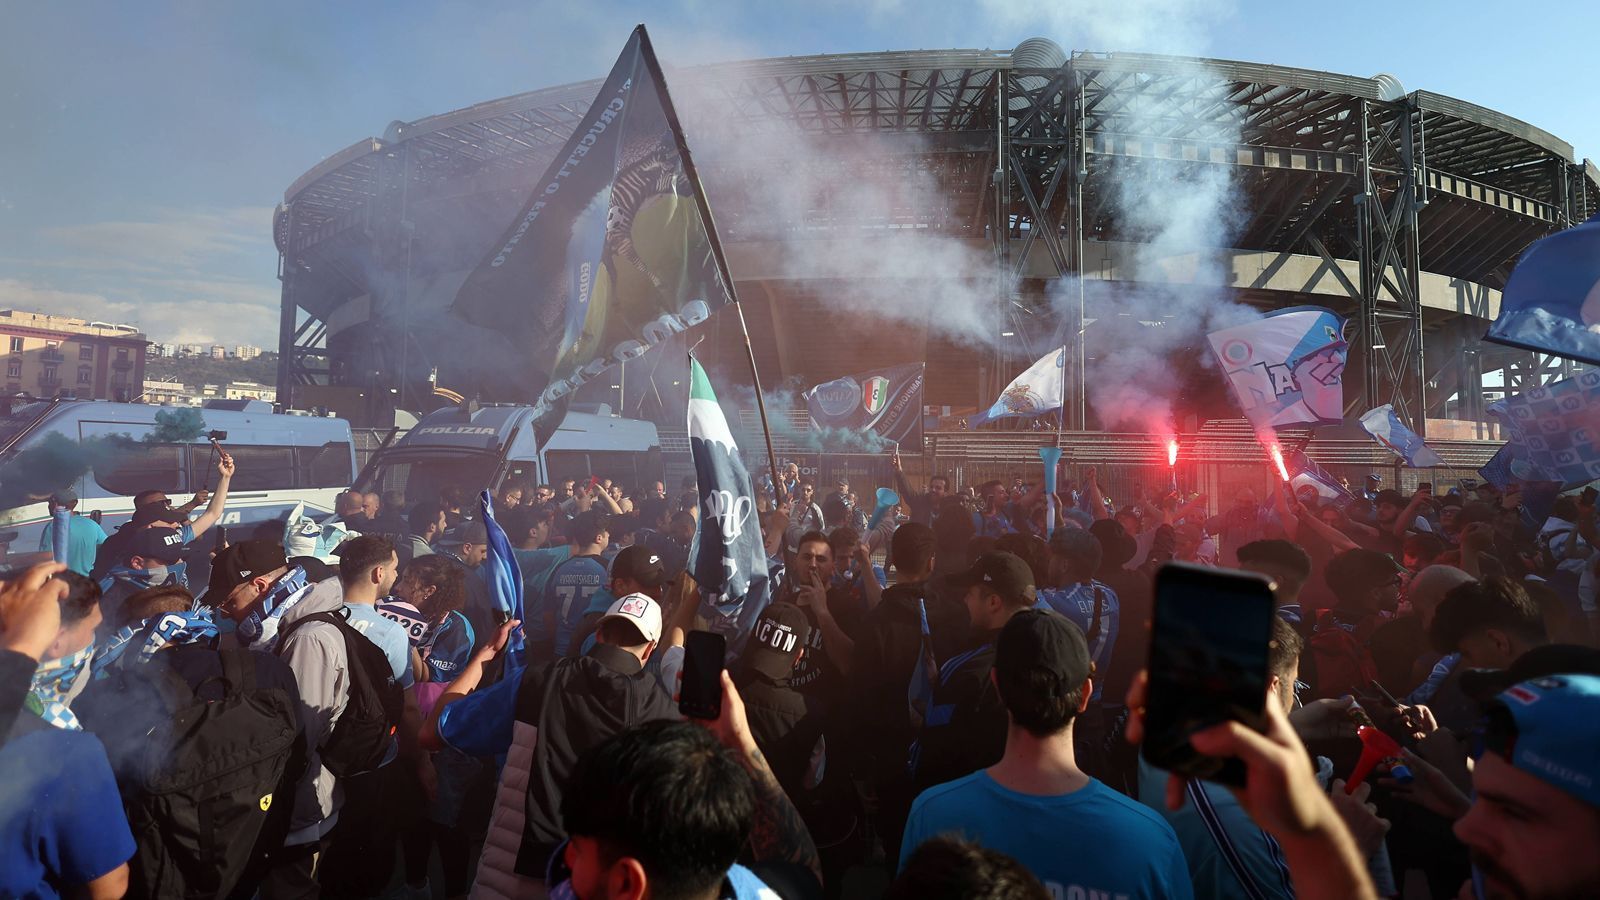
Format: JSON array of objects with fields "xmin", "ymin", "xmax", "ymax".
[{"xmin": 276, "ymin": 41, "xmax": 1598, "ymax": 432}]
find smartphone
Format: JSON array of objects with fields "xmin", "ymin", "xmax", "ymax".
[
  {"xmin": 679, "ymin": 630, "xmax": 727, "ymax": 720},
  {"xmin": 1142, "ymin": 562, "xmax": 1278, "ymax": 786}
]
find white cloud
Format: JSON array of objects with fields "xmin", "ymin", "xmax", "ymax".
[{"xmin": 1, "ymin": 205, "xmax": 281, "ymax": 347}]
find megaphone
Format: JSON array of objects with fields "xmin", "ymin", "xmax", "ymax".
[
  {"xmin": 1039, "ymin": 446, "xmax": 1063, "ymax": 537},
  {"xmin": 1347, "ymin": 724, "xmax": 1413, "ymax": 794},
  {"xmin": 868, "ymin": 487, "xmax": 901, "ymax": 531}
]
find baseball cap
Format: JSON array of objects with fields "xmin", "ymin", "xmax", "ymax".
[
  {"xmin": 995, "ymin": 608, "xmax": 1092, "ymax": 687},
  {"xmin": 210, "ymin": 540, "xmax": 289, "ymax": 597},
  {"xmin": 597, "ymin": 592, "xmax": 662, "ymax": 644},
  {"xmin": 127, "ymin": 527, "xmax": 187, "ymax": 564},
  {"xmin": 742, "ymin": 602, "xmax": 811, "ymax": 681},
  {"xmin": 1485, "ymin": 673, "xmax": 1600, "ymax": 809},
  {"xmin": 953, "ymin": 552, "xmax": 1037, "ymax": 606},
  {"xmin": 610, "ymin": 544, "xmax": 667, "ymax": 589},
  {"xmin": 1459, "ymin": 644, "xmax": 1600, "ymax": 702},
  {"xmin": 1324, "ymin": 548, "xmax": 1404, "ymax": 597},
  {"xmin": 438, "ymin": 521, "xmax": 488, "ymax": 547},
  {"xmin": 1374, "ymin": 489, "xmax": 1406, "ymax": 507}
]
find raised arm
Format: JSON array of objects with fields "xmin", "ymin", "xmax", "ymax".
[
  {"xmin": 187, "ymin": 452, "xmax": 234, "ymax": 539},
  {"xmin": 1391, "ymin": 486, "xmax": 1429, "ymax": 538},
  {"xmin": 1297, "ymin": 507, "xmax": 1360, "ymax": 554},
  {"xmin": 1272, "ymin": 481, "xmax": 1301, "ymax": 542},
  {"xmin": 1084, "ymin": 468, "xmax": 1110, "ymax": 521}
]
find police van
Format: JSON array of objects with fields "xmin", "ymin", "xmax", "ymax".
[
  {"xmin": 356, "ymin": 403, "xmax": 662, "ymax": 506},
  {"xmin": 0, "ymin": 397, "xmax": 356, "ymax": 563}
]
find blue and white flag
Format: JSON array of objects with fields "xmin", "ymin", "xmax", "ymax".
[
  {"xmin": 1287, "ymin": 449, "xmax": 1355, "ymax": 509},
  {"xmin": 479, "ymin": 490, "xmax": 526, "ymax": 667},
  {"xmin": 1207, "ymin": 307, "xmax": 1347, "ymax": 427},
  {"xmin": 687, "ymin": 358, "xmax": 771, "ymax": 655},
  {"xmin": 1487, "ymin": 369, "xmax": 1600, "ymax": 488},
  {"xmin": 1359, "ymin": 404, "xmax": 1444, "ymax": 467},
  {"xmin": 970, "ymin": 347, "xmax": 1065, "ymax": 427},
  {"xmin": 1486, "ymin": 214, "xmax": 1600, "ymax": 366}
]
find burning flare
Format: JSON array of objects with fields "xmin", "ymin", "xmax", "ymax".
[
  {"xmin": 1268, "ymin": 444, "xmax": 1291, "ymax": 482},
  {"xmin": 1167, "ymin": 439, "xmax": 1179, "ymax": 468}
]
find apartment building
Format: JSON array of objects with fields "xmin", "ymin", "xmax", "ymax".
[{"xmin": 0, "ymin": 310, "xmax": 148, "ymax": 401}]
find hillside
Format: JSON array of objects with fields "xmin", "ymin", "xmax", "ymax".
[{"xmin": 145, "ymin": 353, "xmax": 279, "ymax": 389}]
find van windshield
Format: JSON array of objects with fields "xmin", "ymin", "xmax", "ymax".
[
  {"xmin": 0, "ymin": 401, "xmax": 51, "ymax": 452},
  {"xmin": 361, "ymin": 453, "xmax": 495, "ymax": 512}
]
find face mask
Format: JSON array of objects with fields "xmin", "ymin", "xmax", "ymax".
[{"xmin": 28, "ymin": 641, "xmax": 97, "ymax": 730}]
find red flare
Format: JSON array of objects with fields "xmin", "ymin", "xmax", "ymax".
[
  {"xmin": 1269, "ymin": 444, "xmax": 1291, "ymax": 482},
  {"xmin": 1166, "ymin": 439, "xmax": 1179, "ymax": 468}
]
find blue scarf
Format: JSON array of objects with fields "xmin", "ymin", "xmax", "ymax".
[
  {"xmin": 100, "ymin": 560, "xmax": 189, "ymax": 593},
  {"xmin": 235, "ymin": 567, "xmax": 311, "ymax": 651},
  {"xmin": 93, "ymin": 608, "xmax": 219, "ymax": 678},
  {"xmin": 27, "ymin": 642, "xmax": 96, "ymax": 730}
]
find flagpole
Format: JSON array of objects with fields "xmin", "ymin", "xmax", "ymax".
[{"xmin": 636, "ymin": 24, "xmax": 782, "ymax": 491}]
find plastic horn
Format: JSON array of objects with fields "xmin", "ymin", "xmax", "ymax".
[
  {"xmin": 868, "ymin": 487, "xmax": 900, "ymax": 531},
  {"xmin": 1039, "ymin": 446, "xmax": 1063, "ymax": 537},
  {"xmin": 51, "ymin": 506, "xmax": 71, "ymax": 567}
]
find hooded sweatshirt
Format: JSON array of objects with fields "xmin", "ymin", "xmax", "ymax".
[{"xmin": 262, "ymin": 577, "xmax": 351, "ymax": 845}]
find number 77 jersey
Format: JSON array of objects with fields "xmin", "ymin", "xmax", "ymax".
[{"xmin": 546, "ymin": 554, "xmax": 610, "ymax": 657}]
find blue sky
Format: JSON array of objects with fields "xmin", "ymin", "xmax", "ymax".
[{"xmin": 2, "ymin": 0, "xmax": 1596, "ymax": 347}]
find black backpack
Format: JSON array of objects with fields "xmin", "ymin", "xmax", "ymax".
[
  {"xmin": 78, "ymin": 646, "xmax": 303, "ymax": 899},
  {"xmin": 278, "ymin": 607, "xmax": 405, "ymax": 777}
]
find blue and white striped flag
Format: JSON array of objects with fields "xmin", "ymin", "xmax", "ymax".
[
  {"xmin": 479, "ymin": 490, "xmax": 526, "ymax": 667},
  {"xmin": 1359, "ymin": 404, "xmax": 1444, "ymax": 468}
]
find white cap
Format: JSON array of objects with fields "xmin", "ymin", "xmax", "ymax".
[{"xmin": 597, "ymin": 592, "xmax": 662, "ymax": 644}]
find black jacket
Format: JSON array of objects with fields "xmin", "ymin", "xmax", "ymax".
[
  {"xmin": 910, "ymin": 628, "xmax": 1007, "ymax": 795},
  {"xmin": 847, "ymin": 577, "xmax": 969, "ymax": 784},
  {"xmin": 737, "ymin": 670, "xmax": 858, "ymax": 847},
  {"xmin": 514, "ymin": 643, "xmax": 676, "ymax": 875}
]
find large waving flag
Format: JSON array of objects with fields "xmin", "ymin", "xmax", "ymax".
[
  {"xmin": 1488, "ymin": 369, "xmax": 1600, "ymax": 488},
  {"xmin": 1359, "ymin": 404, "xmax": 1445, "ymax": 467},
  {"xmin": 479, "ymin": 491, "xmax": 526, "ymax": 667},
  {"xmin": 450, "ymin": 25, "xmax": 737, "ymax": 439},
  {"xmin": 1287, "ymin": 449, "xmax": 1356, "ymax": 509},
  {"xmin": 687, "ymin": 358, "xmax": 771, "ymax": 655},
  {"xmin": 1207, "ymin": 307, "xmax": 1347, "ymax": 427},
  {"xmin": 970, "ymin": 348, "xmax": 1065, "ymax": 427},
  {"xmin": 1486, "ymin": 214, "xmax": 1600, "ymax": 365},
  {"xmin": 805, "ymin": 362, "xmax": 925, "ymax": 445}
]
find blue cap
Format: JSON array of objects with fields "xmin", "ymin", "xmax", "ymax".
[{"xmin": 1491, "ymin": 673, "xmax": 1600, "ymax": 809}]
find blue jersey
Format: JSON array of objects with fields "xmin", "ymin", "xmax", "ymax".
[
  {"xmin": 1035, "ymin": 581, "xmax": 1120, "ymax": 699},
  {"xmin": 378, "ymin": 600, "xmax": 476, "ymax": 683},
  {"xmin": 546, "ymin": 555, "xmax": 608, "ymax": 656},
  {"xmin": 901, "ymin": 772, "xmax": 1192, "ymax": 900}
]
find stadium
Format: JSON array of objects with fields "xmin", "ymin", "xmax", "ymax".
[{"xmin": 274, "ymin": 38, "xmax": 1599, "ymax": 491}]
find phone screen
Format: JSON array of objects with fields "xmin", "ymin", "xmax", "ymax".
[
  {"xmin": 679, "ymin": 630, "xmax": 726, "ymax": 720},
  {"xmin": 1142, "ymin": 562, "xmax": 1276, "ymax": 786}
]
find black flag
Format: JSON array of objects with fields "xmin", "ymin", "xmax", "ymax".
[
  {"xmin": 450, "ymin": 25, "xmax": 737, "ymax": 436},
  {"xmin": 804, "ymin": 362, "xmax": 925, "ymax": 445}
]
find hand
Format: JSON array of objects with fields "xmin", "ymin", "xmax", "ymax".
[
  {"xmin": 0, "ymin": 562, "xmax": 68, "ymax": 661},
  {"xmin": 1329, "ymin": 778, "xmax": 1391, "ymax": 857},
  {"xmin": 1289, "ymin": 697, "xmax": 1359, "ymax": 742},
  {"xmin": 890, "ymin": 450, "xmax": 902, "ymax": 473},
  {"xmin": 690, "ymin": 670, "xmax": 759, "ymax": 759},
  {"xmin": 853, "ymin": 543, "xmax": 871, "ymax": 568},
  {"xmin": 191, "ymin": 489, "xmax": 211, "ymax": 505},
  {"xmin": 1125, "ymin": 671, "xmax": 1340, "ymax": 839},
  {"xmin": 1414, "ymin": 726, "xmax": 1473, "ymax": 794},
  {"xmin": 415, "ymin": 758, "xmax": 439, "ymax": 806},
  {"xmin": 1379, "ymin": 748, "xmax": 1471, "ymax": 820},
  {"xmin": 796, "ymin": 572, "xmax": 828, "ymax": 614},
  {"xmin": 216, "ymin": 453, "xmax": 235, "ymax": 479},
  {"xmin": 472, "ymin": 618, "xmax": 520, "ymax": 665},
  {"xmin": 1396, "ymin": 703, "xmax": 1438, "ymax": 742}
]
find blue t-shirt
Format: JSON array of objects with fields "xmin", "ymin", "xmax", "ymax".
[
  {"xmin": 378, "ymin": 601, "xmax": 476, "ymax": 684},
  {"xmin": 344, "ymin": 603, "xmax": 417, "ymax": 690},
  {"xmin": 515, "ymin": 546, "xmax": 572, "ymax": 644},
  {"xmin": 0, "ymin": 727, "xmax": 136, "ymax": 898},
  {"xmin": 546, "ymin": 555, "xmax": 608, "ymax": 656},
  {"xmin": 40, "ymin": 514, "xmax": 108, "ymax": 577},
  {"xmin": 1136, "ymin": 758, "xmax": 1294, "ymax": 899},
  {"xmin": 1035, "ymin": 581, "xmax": 1120, "ymax": 699},
  {"xmin": 900, "ymin": 772, "xmax": 1193, "ymax": 900}
]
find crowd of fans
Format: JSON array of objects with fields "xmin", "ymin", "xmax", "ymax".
[{"xmin": 4, "ymin": 446, "xmax": 1600, "ymax": 900}]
